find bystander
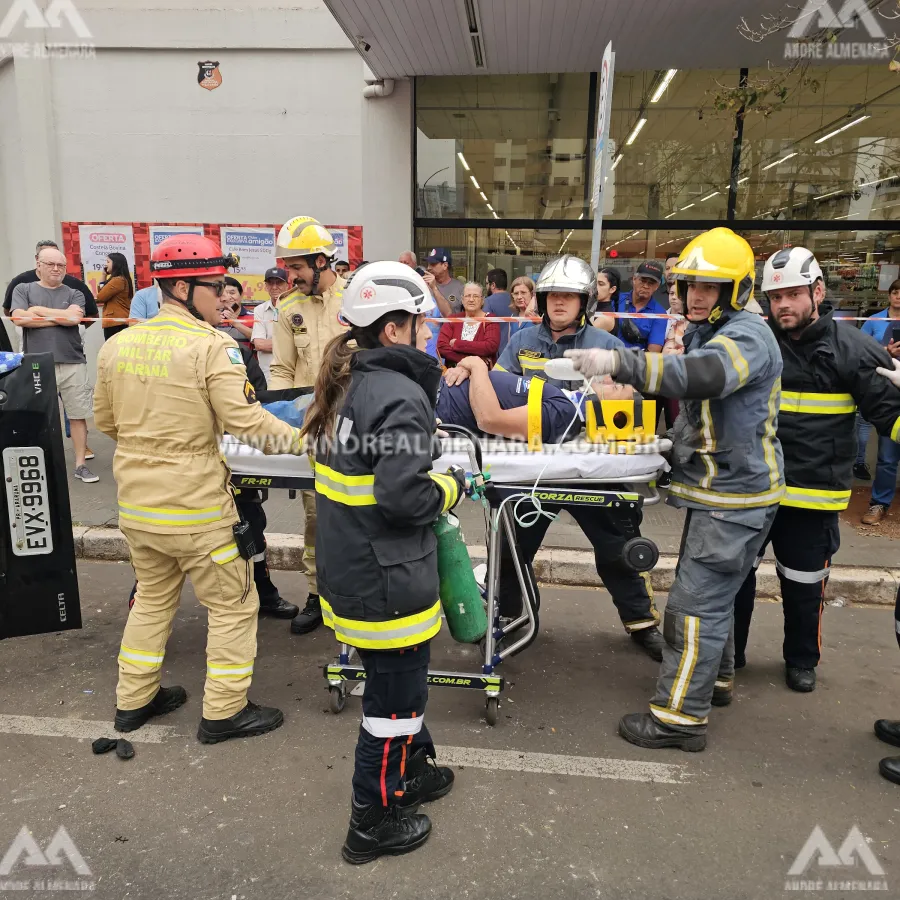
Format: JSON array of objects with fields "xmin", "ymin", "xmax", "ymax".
[{"xmin": 251, "ymin": 266, "xmax": 289, "ymax": 383}]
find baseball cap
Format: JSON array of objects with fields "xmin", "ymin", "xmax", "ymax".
[
  {"xmin": 264, "ymin": 266, "xmax": 289, "ymax": 282},
  {"xmin": 425, "ymin": 247, "xmax": 452, "ymax": 266},
  {"xmin": 635, "ymin": 260, "xmax": 664, "ymax": 283}
]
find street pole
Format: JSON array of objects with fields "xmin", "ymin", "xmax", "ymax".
[{"xmin": 590, "ymin": 43, "xmax": 615, "ymax": 270}]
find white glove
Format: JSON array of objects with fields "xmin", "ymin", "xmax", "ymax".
[
  {"xmin": 875, "ymin": 359, "xmax": 900, "ymax": 388},
  {"xmin": 564, "ymin": 348, "xmax": 620, "ymax": 379}
]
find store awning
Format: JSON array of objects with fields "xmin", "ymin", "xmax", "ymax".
[{"xmin": 324, "ymin": 0, "xmax": 886, "ymax": 77}]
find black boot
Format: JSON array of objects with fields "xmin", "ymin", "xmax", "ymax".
[
  {"xmin": 197, "ymin": 701, "xmax": 284, "ymax": 744},
  {"xmin": 397, "ymin": 749, "xmax": 454, "ymax": 812},
  {"xmin": 290, "ymin": 593, "xmax": 323, "ymax": 634},
  {"xmin": 618, "ymin": 712, "xmax": 707, "ymax": 752},
  {"xmin": 257, "ymin": 582, "xmax": 299, "ymax": 619},
  {"xmin": 786, "ymin": 666, "xmax": 816, "ymax": 693},
  {"xmin": 630, "ymin": 626, "xmax": 666, "ymax": 662},
  {"xmin": 115, "ymin": 685, "xmax": 187, "ymax": 732},
  {"xmin": 874, "ymin": 720, "xmax": 900, "ymax": 748},
  {"xmin": 734, "ymin": 651, "xmax": 747, "ymax": 670},
  {"xmin": 342, "ymin": 796, "xmax": 431, "ymax": 865},
  {"xmin": 711, "ymin": 680, "xmax": 733, "ymax": 707},
  {"xmin": 879, "ymin": 757, "xmax": 900, "ymax": 785}
]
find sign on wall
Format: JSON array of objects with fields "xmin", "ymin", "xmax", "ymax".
[
  {"xmin": 220, "ymin": 226, "xmax": 277, "ymax": 302},
  {"xmin": 77, "ymin": 225, "xmax": 135, "ymax": 296},
  {"xmin": 148, "ymin": 225, "xmax": 205, "ymax": 249},
  {"xmin": 329, "ymin": 228, "xmax": 350, "ymax": 263}
]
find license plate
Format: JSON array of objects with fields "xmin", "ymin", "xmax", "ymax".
[{"xmin": 3, "ymin": 446, "xmax": 54, "ymax": 557}]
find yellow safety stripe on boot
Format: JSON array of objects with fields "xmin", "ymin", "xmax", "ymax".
[
  {"xmin": 118, "ymin": 645, "xmax": 164, "ymax": 668},
  {"xmin": 891, "ymin": 415, "xmax": 900, "ymax": 443},
  {"xmin": 649, "ymin": 704, "xmax": 709, "ymax": 727},
  {"xmin": 624, "ymin": 618, "xmax": 659, "ymax": 633},
  {"xmin": 314, "ymin": 463, "xmax": 376, "ymax": 507},
  {"xmin": 119, "ymin": 502, "xmax": 223, "ymax": 527},
  {"xmin": 207, "ymin": 661, "xmax": 254, "ymax": 679},
  {"xmin": 780, "ymin": 486, "xmax": 851, "ymax": 511},
  {"xmin": 708, "ymin": 335, "xmax": 749, "ymax": 385},
  {"xmin": 669, "ymin": 615, "xmax": 700, "ymax": 712},
  {"xmin": 780, "ymin": 391, "xmax": 856, "ymax": 415},
  {"xmin": 429, "ymin": 472, "xmax": 460, "ymax": 514},
  {"xmin": 667, "ymin": 482, "xmax": 784, "ymax": 508},
  {"xmin": 527, "ymin": 376, "xmax": 545, "ymax": 451},
  {"xmin": 319, "ymin": 597, "xmax": 442, "ymax": 650},
  {"xmin": 211, "ymin": 543, "xmax": 240, "ymax": 565}
]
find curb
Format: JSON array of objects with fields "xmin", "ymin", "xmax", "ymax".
[{"xmin": 75, "ymin": 526, "xmax": 900, "ymax": 607}]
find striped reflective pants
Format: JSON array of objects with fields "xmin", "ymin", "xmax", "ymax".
[
  {"xmin": 352, "ymin": 643, "xmax": 435, "ymax": 808},
  {"xmin": 650, "ymin": 506, "xmax": 777, "ymax": 733},
  {"xmin": 118, "ymin": 523, "xmax": 257, "ymax": 720}
]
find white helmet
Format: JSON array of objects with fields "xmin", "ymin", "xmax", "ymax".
[
  {"xmin": 341, "ymin": 261, "xmax": 435, "ymax": 328},
  {"xmin": 762, "ymin": 247, "xmax": 824, "ymax": 294}
]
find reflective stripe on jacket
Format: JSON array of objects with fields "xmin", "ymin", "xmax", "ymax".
[
  {"xmin": 771, "ymin": 309, "xmax": 900, "ymax": 511},
  {"xmin": 315, "ymin": 344, "xmax": 457, "ymax": 649}
]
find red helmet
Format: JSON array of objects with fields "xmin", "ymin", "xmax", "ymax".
[{"xmin": 150, "ymin": 234, "xmax": 238, "ymax": 280}]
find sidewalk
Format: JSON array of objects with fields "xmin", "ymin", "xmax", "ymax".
[{"xmin": 69, "ymin": 424, "xmax": 900, "ymax": 566}]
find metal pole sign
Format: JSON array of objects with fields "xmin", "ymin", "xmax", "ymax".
[{"xmin": 590, "ymin": 42, "xmax": 615, "ymax": 270}]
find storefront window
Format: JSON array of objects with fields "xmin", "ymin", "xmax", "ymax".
[
  {"xmin": 736, "ymin": 65, "xmax": 900, "ymax": 223},
  {"xmin": 416, "ymin": 73, "xmax": 591, "ymax": 221},
  {"xmin": 605, "ymin": 69, "xmax": 737, "ymax": 221}
]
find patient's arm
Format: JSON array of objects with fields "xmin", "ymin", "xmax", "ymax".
[{"xmin": 457, "ymin": 356, "xmax": 529, "ymax": 440}]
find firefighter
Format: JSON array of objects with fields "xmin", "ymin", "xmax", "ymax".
[
  {"xmin": 567, "ymin": 227, "xmax": 785, "ymax": 751},
  {"xmin": 303, "ymin": 261, "xmax": 462, "ymax": 863},
  {"xmin": 732, "ymin": 247, "xmax": 900, "ymax": 693},
  {"xmin": 94, "ymin": 234, "xmax": 304, "ymax": 744},
  {"xmin": 268, "ymin": 216, "xmax": 347, "ymax": 636},
  {"xmin": 495, "ymin": 255, "xmax": 666, "ymax": 660}
]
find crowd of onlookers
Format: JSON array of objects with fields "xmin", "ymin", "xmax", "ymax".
[{"xmin": 1, "ymin": 239, "xmax": 899, "ymax": 525}]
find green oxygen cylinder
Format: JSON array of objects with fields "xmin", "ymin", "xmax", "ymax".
[{"xmin": 433, "ymin": 512, "xmax": 487, "ymax": 644}]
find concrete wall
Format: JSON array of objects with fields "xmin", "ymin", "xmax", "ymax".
[{"xmin": 0, "ymin": 0, "xmax": 415, "ymax": 307}]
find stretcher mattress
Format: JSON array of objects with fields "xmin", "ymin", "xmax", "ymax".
[{"xmin": 221, "ymin": 436, "xmax": 670, "ymax": 484}]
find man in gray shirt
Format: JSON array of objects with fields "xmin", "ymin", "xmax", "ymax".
[
  {"xmin": 10, "ymin": 246, "xmax": 99, "ymax": 483},
  {"xmin": 423, "ymin": 247, "xmax": 464, "ymax": 316}
]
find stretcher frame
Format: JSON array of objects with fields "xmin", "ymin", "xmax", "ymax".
[{"xmin": 229, "ymin": 425, "xmax": 664, "ymax": 726}]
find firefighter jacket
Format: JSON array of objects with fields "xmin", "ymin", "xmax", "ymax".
[
  {"xmin": 770, "ymin": 307, "xmax": 900, "ymax": 511},
  {"xmin": 315, "ymin": 344, "xmax": 461, "ymax": 650},
  {"xmin": 94, "ymin": 303, "xmax": 302, "ymax": 533},
  {"xmin": 267, "ymin": 277, "xmax": 347, "ymax": 389},
  {"xmin": 614, "ymin": 309, "xmax": 785, "ymax": 510}
]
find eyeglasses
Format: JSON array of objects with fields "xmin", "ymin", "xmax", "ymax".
[
  {"xmin": 194, "ymin": 280, "xmax": 226, "ymax": 297},
  {"xmin": 38, "ymin": 262, "xmax": 66, "ymax": 270}
]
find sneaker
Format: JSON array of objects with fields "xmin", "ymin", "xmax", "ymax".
[
  {"xmin": 853, "ymin": 462, "xmax": 871, "ymax": 481},
  {"xmin": 861, "ymin": 503, "xmax": 888, "ymax": 526},
  {"xmin": 290, "ymin": 593, "xmax": 323, "ymax": 634},
  {"xmin": 84, "ymin": 448, "xmax": 96, "ymax": 460},
  {"xmin": 657, "ymin": 471, "xmax": 672, "ymax": 489},
  {"xmin": 74, "ymin": 464, "xmax": 99, "ymax": 483}
]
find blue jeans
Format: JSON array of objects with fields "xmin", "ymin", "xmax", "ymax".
[
  {"xmin": 855, "ymin": 415, "xmax": 872, "ymax": 465},
  {"xmin": 871, "ymin": 435, "xmax": 900, "ymax": 508}
]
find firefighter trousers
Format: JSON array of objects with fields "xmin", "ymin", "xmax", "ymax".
[
  {"xmin": 499, "ymin": 502, "xmax": 658, "ymax": 632},
  {"xmin": 650, "ymin": 505, "xmax": 777, "ymax": 733},
  {"xmin": 352, "ymin": 642, "xmax": 435, "ymax": 809},
  {"xmin": 300, "ymin": 489, "xmax": 317, "ymax": 592},
  {"xmin": 118, "ymin": 523, "xmax": 258, "ymax": 720},
  {"xmin": 733, "ymin": 505, "xmax": 840, "ymax": 669}
]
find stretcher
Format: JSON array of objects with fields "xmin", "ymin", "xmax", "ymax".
[{"xmin": 222, "ymin": 429, "xmax": 670, "ymax": 725}]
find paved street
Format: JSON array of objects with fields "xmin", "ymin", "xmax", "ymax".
[
  {"xmin": 69, "ymin": 423, "xmax": 900, "ymax": 564},
  {"xmin": 1, "ymin": 564, "xmax": 898, "ymax": 899}
]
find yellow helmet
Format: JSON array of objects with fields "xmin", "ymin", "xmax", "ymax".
[
  {"xmin": 673, "ymin": 227, "xmax": 755, "ymax": 325},
  {"xmin": 276, "ymin": 216, "xmax": 337, "ymax": 261}
]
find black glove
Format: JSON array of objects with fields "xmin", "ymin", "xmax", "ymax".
[{"xmin": 447, "ymin": 464, "xmax": 468, "ymax": 510}]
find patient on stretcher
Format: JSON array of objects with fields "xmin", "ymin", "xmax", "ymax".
[{"xmin": 434, "ymin": 355, "xmax": 635, "ymax": 444}]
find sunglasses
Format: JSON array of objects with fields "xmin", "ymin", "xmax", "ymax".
[{"xmin": 194, "ymin": 280, "xmax": 226, "ymax": 297}]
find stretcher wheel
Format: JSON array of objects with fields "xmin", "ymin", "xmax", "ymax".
[
  {"xmin": 329, "ymin": 686, "xmax": 346, "ymax": 714},
  {"xmin": 622, "ymin": 537, "xmax": 659, "ymax": 573},
  {"xmin": 485, "ymin": 697, "xmax": 499, "ymax": 726}
]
